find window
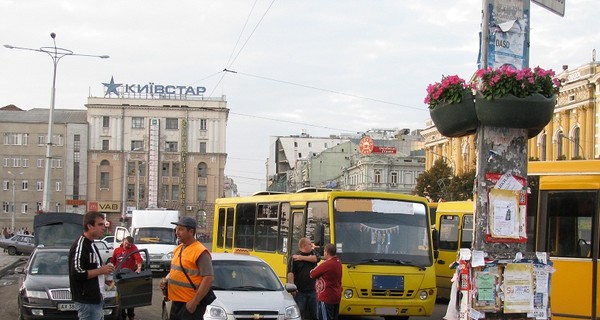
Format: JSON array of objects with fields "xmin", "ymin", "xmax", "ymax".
[
  {"xmin": 22, "ymin": 158, "xmax": 28, "ymax": 167},
  {"xmin": 374, "ymin": 170, "xmax": 381, "ymax": 183},
  {"xmin": 132, "ymin": 117, "xmax": 145, "ymax": 129},
  {"xmin": 12, "ymin": 158, "xmax": 21, "ymax": 167},
  {"xmin": 171, "ymin": 185, "xmax": 179, "ymax": 201},
  {"xmin": 100, "ymin": 172, "xmax": 109, "ymax": 189},
  {"xmin": 198, "ymin": 162, "xmax": 207, "ymax": 178},
  {"xmin": 166, "ymin": 118, "xmax": 178, "ymax": 130},
  {"xmin": 127, "ymin": 184, "xmax": 135, "ymax": 200},
  {"xmin": 37, "ymin": 159, "xmax": 44, "ymax": 168},
  {"xmin": 22, "ymin": 181, "xmax": 28, "ymax": 191},
  {"xmin": 53, "ymin": 134, "xmax": 63, "ymax": 146},
  {"xmin": 197, "ymin": 186, "xmax": 207, "ymax": 202},
  {"xmin": 127, "ymin": 162, "xmax": 136, "ymax": 176},
  {"xmin": 161, "ymin": 185, "xmax": 169, "ymax": 201},
  {"xmin": 308, "ymin": 142, "xmax": 312, "ymax": 147},
  {"xmin": 37, "ymin": 181, "xmax": 44, "ymax": 191},
  {"xmin": 172, "ymin": 163, "xmax": 180, "ymax": 177},
  {"xmin": 131, "ymin": 141, "xmax": 144, "ymax": 151},
  {"xmin": 2, "ymin": 201, "xmax": 8, "ymax": 213},
  {"xmin": 162, "ymin": 162, "xmax": 170, "ymax": 176},
  {"xmin": 102, "ymin": 140, "xmax": 109, "ymax": 150},
  {"xmin": 391, "ymin": 171, "xmax": 398, "ymax": 184},
  {"xmin": 572, "ymin": 127, "xmax": 581, "ymax": 158},
  {"xmin": 3, "ymin": 158, "xmax": 8, "ymax": 167},
  {"xmin": 21, "ymin": 203, "xmax": 28, "ymax": 214},
  {"xmin": 56, "ymin": 181, "xmax": 62, "ymax": 191},
  {"xmin": 200, "ymin": 119, "xmax": 207, "ymax": 131},
  {"xmin": 51, "ymin": 158, "xmax": 62, "ymax": 168},
  {"xmin": 2, "ymin": 181, "xmax": 8, "ymax": 191},
  {"xmin": 294, "ymin": 142, "xmax": 298, "ymax": 147},
  {"xmin": 199, "ymin": 142, "xmax": 207, "ymax": 154},
  {"xmin": 103, "ymin": 116, "xmax": 110, "ymax": 128},
  {"xmin": 3, "ymin": 133, "xmax": 28, "ymax": 145},
  {"xmin": 74, "ymin": 134, "xmax": 80, "ymax": 151},
  {"xmin": 165, "ymin": 141, "xmax": 178, "ymax": 152},
  {"xmin": 38, "ymin": 135, "xmax": 45, "ymax": 145}
]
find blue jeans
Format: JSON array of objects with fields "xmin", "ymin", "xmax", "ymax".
[
  {"xmin": 75, "ymin": 301, "xmax": 105, "ymax": 320},
  {"xmin": 294, "ymin": 290, "xmax": 317, "ymax": 320}
]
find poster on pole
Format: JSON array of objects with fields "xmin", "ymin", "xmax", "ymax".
[{"xmin": 479, "ymin": 0, "xmax": 530, "ymax": 69}]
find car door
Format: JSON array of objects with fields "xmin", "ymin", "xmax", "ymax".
[{"xmin": 114, "ymin": 248, "xmax": 153, "ymax": 309}]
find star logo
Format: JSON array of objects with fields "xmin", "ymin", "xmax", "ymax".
[{"xmin": 103, "ymin": 76, "xmax": 122, "ymax": 97}]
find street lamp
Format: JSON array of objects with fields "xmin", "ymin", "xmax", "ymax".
[
  {"xmin": 7, "ymin": 171, "xmax": 23, "ymax": 233},
  {"xmin": 4, "ymin": 33, "xmax": 109, "ymax": 212}
]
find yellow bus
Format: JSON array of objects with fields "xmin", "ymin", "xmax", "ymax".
[
  {"xmin": 528, "ymin": 160, "xmax": 600, "ymax": 319},
  {"xmin": 432, "ymin": 201, "xmax": 474, "ymax": 299},
  {"xmin": 212, "ymin": 189, "xmax": 437, "ymax": 319}
]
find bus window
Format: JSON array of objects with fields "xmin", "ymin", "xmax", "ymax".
[
  {"xmin": 461, "ymin": 215, "xmax": 473, "ymax": 249},
  {"xmin": 439, "ymin": 215, "xmax": 459, "ymax": 250},
  {"xmin": 255, "ymin": 203, "xmax": 278, "ymax": 252},
  {"xmin": 235, "ymin": 203, "xmax": 256, "ymax": 249},
  {"xmin": 544, "ymin": 191, "xmax": 596, "ymax": 258},
  {"xmin": 216, "ymin": 208, "xmax": 225, "ymax": 247},
  {"xmin": 291, "ymin": 209, "xmax": 306, "ymax": 254},
  {"xmin": 225, "ymin": 207, "xmax": 234, "ymax": 248},
  {"xmin": 278, "ymin": 203, "xmax": 291, "ymax": 253},
  {"xmin": 307, "ymin": 201, "xmax": 330, "ymax": 247}
]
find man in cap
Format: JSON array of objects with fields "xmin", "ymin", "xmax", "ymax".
[{"xmin": 159, "ymin": 216, "xmax": 214, "ymax": 319}]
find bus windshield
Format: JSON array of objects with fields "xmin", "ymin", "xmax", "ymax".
[{"xmin": 333, "ymin": 198, "xmax": 432, "ymax": 267}]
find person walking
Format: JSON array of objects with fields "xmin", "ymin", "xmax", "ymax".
[
  {"xmin": 69, "ymin": 212, "xmax": 115, "ymax": 320},
  {"xmin": 110, "ymin": 236, "xmax": 143, "ymax": 320},
  {"xmin": 159, "ymin": 216, "xmax": 214, "ymax": 320},
  {"xmin": 310, "ymin": 243, "xmax": 342, "ymax": 320},
  {"xmin": 287, "ymin": 237, "xmax": 320, "ymax": 319}
]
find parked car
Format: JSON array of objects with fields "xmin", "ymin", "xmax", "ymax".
[
  {"xmin": 94, "ymin": 239, "xmax": 113, "ymax": 264},
  {"xmin": 16, "ymin": 212, "xmax": 154, "ymax": 320},
  {"xmin": 162, "ymin": 252, "xmax": 300, "ymax": 320},
  {"xmin": 0, "ymin": 234, "xmax": 35, "ymax": 255},
  {"xmin": 102, "ymin": 236, "xmax": 115, "ymax": 249}
]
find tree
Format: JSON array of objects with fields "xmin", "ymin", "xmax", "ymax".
[
  {"xmin": 413, "ymin": 159, "xmax": 452, "ymax": 202},
  {"xmin": 447, "ymin": 169, "xmax": 475, "ymax": 201}
]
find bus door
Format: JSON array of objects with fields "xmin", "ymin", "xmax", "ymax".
[
  {"xmin": 214, "ymin": 206, "xmax": 235, "ymax": 251},
  {"xmin": 434, "ymin": 201, "xmax": 474, "ymax": 299},
  {"xmin": 537, "ymin": 189, "xmax": 599, "ymax": 319}
]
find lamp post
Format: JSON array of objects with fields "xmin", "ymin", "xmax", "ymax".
[
  {"xmin": 4, "ymin": 33, "xmax": 109, "ymax": 212},
  {"xmin": 7, "ymin": 171, "xmax": 23, "ymax": 233},
  {"xmin": 559, "ymin": 133, "xmax": 585, "ymax": 159}
]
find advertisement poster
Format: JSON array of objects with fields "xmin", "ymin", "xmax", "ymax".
[
  {"xmin": 473, "ymin": 265, "xmax": 501, "ymax": 311},
  {"xmin": 504, "ymin": 263, "xmax": 534, "ymax": 313},
  {"xmin": 527, "ymin": 264, "xmax": 550, "ymax": 319},
  {"xmin": 489, "ymin": 188, "xmax": 521, "ymax": 238}
]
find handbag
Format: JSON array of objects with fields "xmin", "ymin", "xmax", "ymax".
[{"xmin": 179, "ymin": 248, "xmax": 217, "ymax": 306}]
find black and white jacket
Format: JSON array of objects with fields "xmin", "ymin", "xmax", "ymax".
[{"xmin": 69, "ymin": 235, "xmax": 104, "ymax": 304}]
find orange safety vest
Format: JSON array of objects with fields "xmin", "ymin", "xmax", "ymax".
[{"xmin": 167, "ymin": 241, "xmax": 209, "ymax": 302}]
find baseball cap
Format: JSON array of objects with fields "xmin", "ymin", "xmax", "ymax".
[{"xmin": 171, "ymin": 216, "xmax": 197, "ymax": 229}]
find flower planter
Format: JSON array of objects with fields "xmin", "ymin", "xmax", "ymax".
[
  {"xmin": 475, "ymin": 92, "xmax": 556, "ymax": 138},
  {"xmin": 429, "ymin": 92, "xmax": 477, "ymax": 138}
]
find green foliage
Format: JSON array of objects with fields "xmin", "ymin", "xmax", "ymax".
[{"xmin": 413, "ymin": 160, "xmax": 475, "ymax": 202}]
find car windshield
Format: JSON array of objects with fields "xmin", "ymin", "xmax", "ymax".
[
  {"xmin": 30, "ymin": 251, "xmax": 70, "ymax": 275},
  {"xmin": 212, "ymin": 260, "xmax": 283, "ymax": 291}
]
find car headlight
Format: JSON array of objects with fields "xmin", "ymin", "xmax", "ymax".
[
  {"xmin": 205, "ymin": 305, "xmax": 227, "ymax": 320},
  {"xmin": 343, "ymin": 289, "xmax": 353, "ymax": 299},
  {"xmin": 165, "ymin": 252, "xmax": 174, "ymax": 260},
  {"xmin": 419, "ymin": 290, "xmax": 428, "ymax": 300},
  {"xmin": 285, "ymin": 305, "xmax": 301, "ymax": 320},
  {"xmin": 26, "ymin": 290, "xmax": 48, "ymax": 299}
]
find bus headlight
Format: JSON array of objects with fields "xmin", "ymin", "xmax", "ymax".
[
  {"xmin": 419, "ymin": 290, "xmax": 428, "ymax": 300},
  {"xmin": 343, "ymin": 289, "xmax": 353, "ymax": 299}
]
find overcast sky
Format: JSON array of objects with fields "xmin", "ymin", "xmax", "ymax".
[{"xmin": 1, "ymin": 0, "xmax": 598, "ymax": 196}]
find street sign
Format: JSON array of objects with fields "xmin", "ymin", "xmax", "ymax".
[{"xmin": 532, "ymin": 0, "xmax": 565, "ymax": 17}]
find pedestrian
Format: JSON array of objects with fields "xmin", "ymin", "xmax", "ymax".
[
  {"xmin": 159, "ymin": 216, "xmax": 214, "ymax": 320},
  {"xmin": 69, "ymin": 212, "xmax": 115, "ymax": 320},
  {"xmin": 310, "ymin": 243, "xmax": 342, "ymax": 320},
  {"xmin": 110, "ymin": 236, "xmax": 143, "ymax": 320},
  {"xmin": 287, "ymin": 237, "xmax": 320, "ymax": 320}
]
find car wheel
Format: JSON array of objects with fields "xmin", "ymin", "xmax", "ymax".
[{"xmin": 7, "ymin": 247, "xmax": 17, "ymax": 255}]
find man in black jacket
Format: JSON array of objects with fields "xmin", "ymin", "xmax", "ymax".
[{"xmin": 69, "ymin": 211, "xmax": 115, "ymax": 320}]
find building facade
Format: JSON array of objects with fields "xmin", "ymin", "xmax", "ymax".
[
  {"xmin": 0, "ymin": 107, "xmax": 88, "ymax": 231},
  {"xmin": 85, "ymin": 95, "xmax": 228, "ymax": 233}
]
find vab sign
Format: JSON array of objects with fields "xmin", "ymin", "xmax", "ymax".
[{"xmin": 88, "ymin": 201, "xmax": 121, "ymax": 213}]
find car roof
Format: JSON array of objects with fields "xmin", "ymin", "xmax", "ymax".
[
  {"xmin": 32, "ymin": 246, "xmax": 70, "ymax": 253},
  {"xmin": 211, "ymin": 253, "xmax": 266, "ymax": 263}
]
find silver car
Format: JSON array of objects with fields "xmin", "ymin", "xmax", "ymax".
[
  {"xmin": 162, "ymin": 253, "xmax": 300, "ymax": 320},
  {"xmin": 0, "ymin": 234, "xmax": 35, "ymax": 255}
]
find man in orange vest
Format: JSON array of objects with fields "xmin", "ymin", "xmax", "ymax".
[{"xmin": 160, "ymin": 216, "xmax": 214, "ymax": 319}]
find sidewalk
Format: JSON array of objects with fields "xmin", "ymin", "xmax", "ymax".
[{"xmin": 0, "ymin": 251, "xmax": 27, "ymax": 274}]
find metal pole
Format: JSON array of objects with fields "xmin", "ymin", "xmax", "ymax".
[{"xmin": 4, "ymin": 33, "xmax": 109, "ymax": 212}]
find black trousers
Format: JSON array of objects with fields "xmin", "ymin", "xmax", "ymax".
[{"xmin": 169, "ymin": 301, "xmax": 207, "ymax": 320}]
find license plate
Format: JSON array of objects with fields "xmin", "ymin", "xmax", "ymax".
[
  {"xmin": 375, "ymin": 307, "xmax": 398, "ymax": 315},
  {"xmin": 58, "ymin": 303, "xmax": 76, "ymax": 311},
  {"xmin": 150, "ymin": 264, "xmax": 160, "ymax": 269}
]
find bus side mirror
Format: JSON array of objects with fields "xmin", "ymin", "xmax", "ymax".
[{"xmin": 432, "ymin": 228, "xmax": 439, "ymax": 259}]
